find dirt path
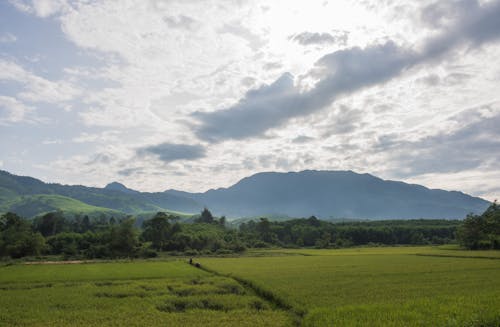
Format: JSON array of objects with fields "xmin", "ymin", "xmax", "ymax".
[{"xmin": 23, "ymin": 260, "xmax": 87, "ymax": 265}]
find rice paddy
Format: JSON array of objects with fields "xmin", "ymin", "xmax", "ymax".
[
  {"xmin": 0, "ymin": 261, "xmax": 292, "ymax": 326},
  {"xmin": 1, "ymin": 246, "xmax": 499, "ymax": 326},
  {"xmin": 201, "ymin": 246, "xmax": 500, "ymax": 326}
]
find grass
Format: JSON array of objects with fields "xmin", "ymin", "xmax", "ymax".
[
  {"xmin": 0, "ymin": 260, "xmax": 293, "ymax": 326},
  {"xmin": 0, "ymin": 194, "xmax": 122, "ymax": 218},
  {"xmin": 201, "ymin": 246, "xmax": 500, "ymax": 326},
  {"xmin": 2, "ymin": 246, "xmax": 499, "ymax": 326}
]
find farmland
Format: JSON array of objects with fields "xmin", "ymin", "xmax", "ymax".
[
  {"xmin": 201, "ymin": 246, "xmax": 500, "ymax": 326},
  {"xmin": 0, "ymin": 246, "xmax": 499, "ymax": 326},
  {"xmin": 0, "ymin": 260, "xmax": 292, "ymax": 326}
]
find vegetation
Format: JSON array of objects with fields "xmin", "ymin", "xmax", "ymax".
[
  {"xmin": 457, "ymin": 201, "xmax": 500, "ymax": 249},
  {"xmin": 0, "ymin": 261, "xmax": 292, "ymax": 326},
  {"xmin": 239, "ymin": 216, "xmax": 459, "ymax": 248},
  {"xmin": 2, "ymin": 247, "xmax": 498, "ymax": 326},
  {"xmin": 0, "ymin": 212, "xmax": 45, "ymax": 258},
  {"xmin": 1, "ymin": 203, "xmax": 498, "ymax": 260},
  {"xmin": 0, "ymin": 209, "xmax": 246, "ymax": 259},
  {"xmin": 0, "ymin": 170, "xmax": 201, "ymax": 217},
  {"xmin": 201, "ymin": 247, "xmax": 500, "ymax": 326},
  {"xmin": 0, "ymin": 194, "xmax": 122, "ymax": 218}
]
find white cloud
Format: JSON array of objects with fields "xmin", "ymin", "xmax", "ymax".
[
  {"xmin": 0, "ymin": 33, "xmax": 17, "ymax": 43},
  {"xmin": 32, "ymin": 0, "xmax": 69, "ymax": 17},
  {"xmin": 0, "ymin": 95, "xmax": 35, "ymax": 125},
  {"xmin": 0, "ymin": 59, "xmax": 81, "ymax": 104},
  {"xmin": 8, "ymin": 0, "xmax": 69, "ymax": 17}
]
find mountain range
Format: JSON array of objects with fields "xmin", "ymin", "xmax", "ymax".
[{"xmin": 0, "ymin": 169, "xmax": 490, "ymax": 220}]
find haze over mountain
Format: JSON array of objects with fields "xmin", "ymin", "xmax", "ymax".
[
  {"xmin": 0, "ymin": 169, "xmax": 489, "ymax": 220},
  {"xmin": 0, "ymin": 170, "xmax": 201, "ymax": 218},
  {"xmin": 166, "ymin": 170, "xmax": 490, "ymax": 219}
]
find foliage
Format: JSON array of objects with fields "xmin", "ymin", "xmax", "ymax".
[
  {"xmin": 0, "ymin": 206, "xmax": 488, "ymax": 260},
  {"xmin": 0, "ymin": 212, "xmax": 45, "ymax": 258},
  {"xmin": 239, "ymin": 216, "xmax": 459, "ymax": 248},
  {"xmin": 142, "ymin": 212, "xmax": 179, "ymax": 250},
  {"xmin": 1, "ymin": 209, "xmax": 248, "ymax": 259},
  {"xmin": 457, "ymin": 201, "xmax": 500, "ymax": 249}
]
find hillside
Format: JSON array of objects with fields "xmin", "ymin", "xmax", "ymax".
[
  {"xmin": 167, "ymin": 170, "xmax": 490, "ymax": 219},
  {"xmin": 0, "ymin": 194, "xmax": 122, "ymax": 218},
  {"xmin": 0, "ymin": 170, "xmax": 202, "ymax": 218}
]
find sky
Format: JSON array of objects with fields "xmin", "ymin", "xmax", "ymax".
[{"xmin": 0, "ymin": 0, "xmax": 499, "ymax": 201}]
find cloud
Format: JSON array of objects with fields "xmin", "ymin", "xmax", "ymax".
[
  {"xmin": 290, "ymin": 30, "xmax": 348, "ymax": 46},
  {"xmin": 218, "ymin": 22, "xmax": 267, "ymax": 51},
  {"xmin": 0, "ymin": 95, "xmax": 34, "ymax": 125},
  {"xmin": 321, "ymin": 105, "xmax": 364, "ymax": 136},
  {"xmin": 380, "ymin": 108, "xmax": 500, "ymax": 176},
  {"xmin": 193, "ymin": 0, "xmax": 500, "ymax": 142},
  {"xmin": 292, "ymin": 135, "xmax": 314, "ymax": 144},
  {"xmin": 137, "ymin": 143, "xmax": 206, "ymax": 163},
  {"xmin": 0, "ymin": 59, "xmax": 80, "ymax": 104},
  {"xmin": 163, "ymin": 15, "xmax": 198, "ymax": 30},
  {"xmin": 193, "ymin": 73, "xmax": 300, "ymax": 142},
  {"xmin": 117, "ymin": 167, "xmax": 143, "ymax": 177},
  {"xmin": 9, "ymin": 0, "xmax": 69, "ymax": 17},
  {"xmin": 420, "ymin": 0, "xmax": 500, "ymax": 60},
  {"xmin": 194, "ymin": 41, "xmax": 415, "ymax": 142},
  {"xmin": 0, "ymin": 32, "xmax": 17, "ymax": 43}
]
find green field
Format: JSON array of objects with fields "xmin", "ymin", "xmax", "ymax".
[
  {"xmin": 1, "ymin": 247, "xmax": 499, "ymax": 326},
  {"xmin": 0, "ymin": 260, "xmax": 292, "ymax": 326},
  {"xmin": 201, "ymin": 246, "xmax": 500, "ymax": 326}
]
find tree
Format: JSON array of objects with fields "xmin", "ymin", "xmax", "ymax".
[
  {"xmin": 457, "ymin": 201, "xmax": 500, "ymax": 249},
  {"xmin": 109, "ymin": 217, "xmax": 139, "ymax": 257},
  {"xmin": 0, "ymin": 212, "xmax": 45, "ymax": 258},
  {"xmin": 33, "ymin": 211, "xmax": 67, "ymax": 237},
  {"xmin": 256, "ymin": 218, "xmax": 275, "ymax": 243},
  {"xmin": 142, "ymin": 212, "xmax": 176, "ymax": 250},
  {"xmin": 196, "ymin": 208, "xmax": 215, "ymax": 224}
]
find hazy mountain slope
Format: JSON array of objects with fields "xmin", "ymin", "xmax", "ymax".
[
  {"xmin": 0, "ymin": 170, "xmax": 202, "ymax": 216},
  {"xmin": 167, "ymin": 170, "xmax": 490, "ymax": 219},
  {"xmin": 1, "ymin": 170, "xmax": 490, "ymax": 219},
  {"xmin": 0, "ymin": 194, "xmax": 122, "ymax": 218}
]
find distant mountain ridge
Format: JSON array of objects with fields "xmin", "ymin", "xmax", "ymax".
[
  {"xmin": 166, "ymin": 170, "xmax": 490, "ymax": 219},
  {"xmin": 0, "ymin": 169, "xmax": 490, "ymax": 219}
]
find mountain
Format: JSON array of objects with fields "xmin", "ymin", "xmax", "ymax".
[
  {"xmin": 104, "ymin": 182, "xmax": 138, "ymax": 194},
  {"xmin": 0, "ymin": 170, "xmax": 202, "ymax": 217},
  {"xmin": 166, "ymin": 170, "xmax": 490, "ymax": 219},
  {"xmin": 0, "ymin": 169, "xmax": 490, "ymax": 220}
]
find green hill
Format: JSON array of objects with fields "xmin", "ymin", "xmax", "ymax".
[
  {"xmin": 0, "ymin": 194, "xmax": 123, "ymax": 218},
  {"xmin": 0, "ymin": 170, "xmax": 202, "ymax": 218}
]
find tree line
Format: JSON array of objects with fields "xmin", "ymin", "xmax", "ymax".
[
  {"xmin": 457, "ymin": 201, "xmax": 500, "ymax": 249},
  {"xmin": 238, "ymin": 216, "xmax": 459, "ymax": 248},
  {"xmin": 1, "ymin": 203, "xmax": 499, "ymax": 259},
  {"xmin": 0, "ymin": 208, "xmax": 243, "ymax": 259}
]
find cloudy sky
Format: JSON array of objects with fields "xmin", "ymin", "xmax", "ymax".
[{"xmin": 1, "ymin": 0, "xmax": 499, "ymax": 200}]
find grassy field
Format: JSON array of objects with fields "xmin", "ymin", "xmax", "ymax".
[
  {"xmin": 0, "ymin": 260, "xmax": 292, "ymax": 326},
  {"xmin": 1, "ymin": 247, "xmax": 499, "ymax": 326},
  {"xmin": 201, "ymin": 246, "xmax": 500, "ymax": 326}
]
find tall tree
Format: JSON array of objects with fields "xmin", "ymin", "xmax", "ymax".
[{"xmin": 142, "ymin": 212, "xmax": 176, "ymax": 250}]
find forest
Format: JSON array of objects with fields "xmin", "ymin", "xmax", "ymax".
[{"xmin": 1, "ymin": 203, "xmax": 499, "ymax": 260}]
